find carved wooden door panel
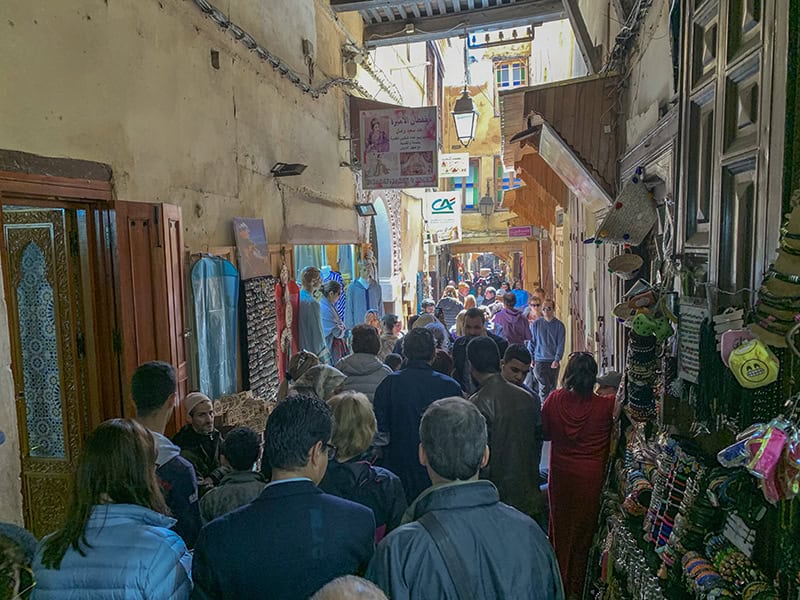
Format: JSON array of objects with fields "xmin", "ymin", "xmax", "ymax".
[
  {"xmin": 1, "ymin": 206, "xmax": 88, "ymax": 537},
  {"xmin": 114, "ymin": 201, "xmax": 187, "ymax": 435},
  {"xmin": 678, "ymin": 0, "xmax": 789, "ymax": 305}
]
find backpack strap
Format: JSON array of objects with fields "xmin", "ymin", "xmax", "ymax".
[{"xmin": 418, "ymin": 511, "xmax": 476, "ymax": 600}]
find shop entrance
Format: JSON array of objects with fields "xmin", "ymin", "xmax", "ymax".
[{"xmin": 0, "ymin": 173, "xmax": 117, "ymax": 537}]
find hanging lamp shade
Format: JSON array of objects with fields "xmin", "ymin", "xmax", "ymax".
[{"xmin": 452, "ymin": 87, "xmax": 479, "ymax": 147}]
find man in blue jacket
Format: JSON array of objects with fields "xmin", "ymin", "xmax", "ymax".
[
  {"xmin": 192, "ymin": 395, "xmax": 375, "ymax": 600},
  {"xmin": 366, "ymin": 397, "xmax": 564, "ymax": 599},
  {"xmin": 131, "ymin": 361, "xmax": 201, "ymax": 549},
  {"xmin": 373, "ymin": 328, "xmax": 463, "ymax": 504}
]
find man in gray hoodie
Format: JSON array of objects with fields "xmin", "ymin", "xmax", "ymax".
[{"xmin": 336, "ymin": 324, "xmax": 393, "ymax": 403}]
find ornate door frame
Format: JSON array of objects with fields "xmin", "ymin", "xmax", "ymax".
[{"xmin": 0, "ymin": 171, "xmax": 118, "ymax": 535}]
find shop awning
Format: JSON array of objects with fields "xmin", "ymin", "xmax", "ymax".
[
  {"xmin": 500, "ymin": 74, "xmax": 620, "ymax": 212},
  {"xmin": 502, "ymin": 152, "xmax": 567, "ymax": 229}
]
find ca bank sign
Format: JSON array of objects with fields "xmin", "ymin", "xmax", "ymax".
[{"xmin": 423, "ymin": 191, "xmax": 462, "ymax": 245}]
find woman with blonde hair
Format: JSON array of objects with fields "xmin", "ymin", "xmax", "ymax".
[
  {"xmin": 319, "ymin": 391, "xmax": 407, "ymax": 541},
  {"xmin": 33, "ymin": 419, "xmax": 191, "ymax": 598},
  {"xmin": 364, "ymin": 309, "xmax": 381, "ymax": 332},
  {"xmin": 463, "ymin": 294, "xmax": 477, "ymax": 310},
  {"xmin": 276, "ymin": 350, "xmax": 320, "ymax": 402}
]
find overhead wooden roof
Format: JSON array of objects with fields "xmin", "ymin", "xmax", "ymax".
[
  {"xmin": 331, "ymin": 0, "xmax": 565, "ymax": 47},
  {"xmin": 500, "ymin": 74, "xmax": 620, "ymax": 198}
]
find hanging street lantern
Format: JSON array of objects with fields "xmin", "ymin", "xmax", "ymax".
[
  {"xmin": 479, "ymin": 181, "xmax": 494, "ymax": 217},
  {"xmin": 452, "ymin": 86, "xmax": 479, "ymax": 147}
]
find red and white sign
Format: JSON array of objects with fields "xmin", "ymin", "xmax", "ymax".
[{"xmin": 508, "ymin": 225, "xmax": 533, "ymax": 238}]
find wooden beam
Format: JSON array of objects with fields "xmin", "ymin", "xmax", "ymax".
[
  {"xmin": 562, "ymin": 0, "xmax": 602, "ymax": 73},
  {"xmin": 331, "ymin": 0, "xmax": 411, "ymax": 12},
  {"xmin": 364, "ymin": 0, "xmax": 565, "ymax": 47}
]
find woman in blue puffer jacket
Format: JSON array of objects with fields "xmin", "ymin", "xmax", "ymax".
[{"xmin": 32, "ymin": 418, "xmax": 192, "ymax": 599}]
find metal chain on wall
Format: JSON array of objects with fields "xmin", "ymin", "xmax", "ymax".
[{"xmin": 191, "ymin": 0, "xmax": 371, "ymax": 99}]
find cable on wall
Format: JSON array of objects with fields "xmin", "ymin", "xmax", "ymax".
[{"xmin": 191, "ymin": 0, "xmax": 371, "ymax": 99}]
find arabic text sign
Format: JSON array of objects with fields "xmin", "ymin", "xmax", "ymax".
[
  {"xmin": 360, "ymin": 107, "xmax": 438, "ymax": 190},
  {"xmin": 438, "ymin": 153, "xmax": 469, "ymax": 178},
  {"xmin": 508, "ymin": 225, "xmax": 533, "ymax": 238},
  {"xmin": 423, "ymin": 191, "xmax": 462, "ymax": 245}
]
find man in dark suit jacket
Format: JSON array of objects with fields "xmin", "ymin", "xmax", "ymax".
[
  {"xmin": 373, "ymin": 328, "xmax": 463, "ymax": 504},
  {"xmin": 192, "ymin": 395, "xmax": 375, "ymax": 600}
]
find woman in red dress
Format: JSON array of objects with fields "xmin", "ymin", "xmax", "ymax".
[{"xmin": 542, "ymin": 352, "xmax": 616, "ymax": 599}]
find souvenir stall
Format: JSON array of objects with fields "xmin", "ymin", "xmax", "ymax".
[
  {"xmin": 204, "ymin": 218, "xmax": 285, "ymax": 433},
  {"xmin": 584, "ymin": 179, "xmax": 800, "ymax": 599}
]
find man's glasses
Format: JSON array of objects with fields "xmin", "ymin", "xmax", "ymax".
[
  {"xmin": 325, "ymin": 443, "xmax": 338, "ymax": 460},
  {"xmin": 531, "ymin": 303, "xmax": 541, "ymax": 307},
  {"xmin": 542, "ymin": 306, "xmax": 554, "ymax": 311}
]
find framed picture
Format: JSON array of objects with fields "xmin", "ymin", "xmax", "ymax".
[{"xmin": 233, "ymin": 217, "xmax": 270, "ymax": 280}]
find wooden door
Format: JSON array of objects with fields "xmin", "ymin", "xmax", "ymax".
[
  {"xmin": 114, "ymin": 201, "xmax": 187, "ymax": 434},
  {"xmin": 1, "ymin": 205, "xmax": 90, "ymax": 536},
  {"xmin": 677, "ymin": 0, "xmax": 790, "ymax": 305}
]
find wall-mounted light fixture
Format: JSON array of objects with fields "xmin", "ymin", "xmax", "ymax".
[
  {"xmin": 271, "ymin": 162, "xmax": 307, "ymax": 177},
  {"xmin": 354, "ymin": 203, "xmax": 377, "ymax": 217}
]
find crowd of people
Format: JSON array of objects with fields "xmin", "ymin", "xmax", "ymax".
[{"xmin": 0, "ymin": 275, "xmax": 623, "ymax": 600}]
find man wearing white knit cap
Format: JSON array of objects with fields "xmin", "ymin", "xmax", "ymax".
[{"xmin": 172, "ymin": 391, "xmax": 228, "ymax": 496}]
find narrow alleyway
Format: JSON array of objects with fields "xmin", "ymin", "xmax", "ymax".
[{"xmin": 1, "ymin": 1, "xmax": 799, "ymax": 599}]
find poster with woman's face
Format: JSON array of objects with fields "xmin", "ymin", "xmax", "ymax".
[
  {"xmin": 233, "ymin": 217, "xmax": 270, "ymax": 280},
  {"xmin": 360, "ymin": 107, "xmax": 438, "ymax": 189}
]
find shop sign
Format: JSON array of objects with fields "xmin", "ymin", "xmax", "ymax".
[
  {"xmin": 360, "ymin": 107, "xmax": 438, "ymax": 190},
  {"xmin": 423, "ymin": 191, "xmax": 462, "ymax": 246},
  {"xmin": 508, "ymin": 225, "xmax": 533, "ymax": 238},
  {"xmin": 438, "ymin": 153, "xmax": 469, "ymax": 178}
]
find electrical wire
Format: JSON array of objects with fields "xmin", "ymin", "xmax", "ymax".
[{"xmin": 191, "ymin": 0, "xmax": 371, "ymax": 99}]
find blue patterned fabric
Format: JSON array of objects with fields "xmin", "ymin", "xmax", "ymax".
[
  {"xmin": 16, "ymin": 243, "xmax": 64, "ymax": 459},
  {"xmin": 322, "ymin": 270, "xmax": 346, "ymax": 322},
  {"xmin": 191, "ymin": 257, "xmax": 239, "ymax": 399}
]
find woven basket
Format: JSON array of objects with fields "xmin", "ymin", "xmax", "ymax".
[
  {"xmin": 609, "ymin": 253, "xmax": 644, "ymax": 280},
  {"xmin": 595, "ymin": 178, "xmax": 658, "ymax": 246}
]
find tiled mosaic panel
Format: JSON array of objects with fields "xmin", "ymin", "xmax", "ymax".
[{"xmin": 16, "ymin": 242, "xmax": 65, "ymax": 458}]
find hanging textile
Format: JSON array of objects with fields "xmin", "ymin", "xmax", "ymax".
[
  {"xmin": 337, "ymin": 244, "xmax": 355, "ymax": 279},
  {"xmin": 243, "ymin": 276, "xmax": 280, "ymax": 401},
  {"xmin": 323, "ymin": 269, "xmax": 346, "ymax": 322},
  {"xmin": 294, "ymin": 245, "xmax": 327, "ymax": 281},
  {"xmin": 191, "ymin": 256, "xmax": 239, "ymax": 400},
  {"xmin": 276, "ymin": 263, "xmax": 300, "ymax": 380}
]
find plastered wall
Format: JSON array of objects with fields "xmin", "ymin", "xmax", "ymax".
[
  {"xmin": 0, "ymin": 0, "xmax": 365, "ymax": 524},
  {"xmin": 0, "ymin": 0, "xmax": 363, "ymax": 248},
  {"xmin": 574, "ymin": 0, "xmax": 675, "ymax": 151},
  {"xmin": 623, "ymin": 0, "xmax": 675, "ymax": 148}
]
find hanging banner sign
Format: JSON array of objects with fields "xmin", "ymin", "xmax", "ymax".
[
  {"xmin": 438, "ymin": 153, "xmax": 470, "ymax": 178},
  {"xmin": 360, "ymin": 107, "xmax": 438, "ymax": 190},
  {"xmin": 423, "ymin": 191, "xmax": 462, "ymax": 245}
]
